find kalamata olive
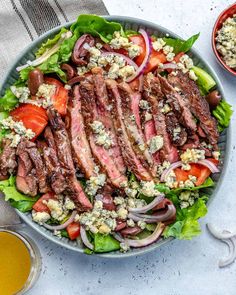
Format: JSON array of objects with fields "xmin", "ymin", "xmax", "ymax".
[
  {"xmin": 67, "ymin": 75, "xmax": 84, "ymax": 86},
  {"xmin": 95, "ymin": 193, "xmax": 116, "ymax": 211},
  {"xmin": 120, "ymin": 226, "xmax": 142, "ymax": 237},
  {"xmin": 28, "ymin": 69, "xmax": 44, "ymax": 95},
  {"xmin": 61, "ymin": 63, "xmax": 75, "ymax": 80},
  {"xmin": 206, "ymin": 90, "xmax": 221, "ymax": 109},
  {"xmin": 115, "ymin": 220, "xmax": 127, "ymax": 231}
]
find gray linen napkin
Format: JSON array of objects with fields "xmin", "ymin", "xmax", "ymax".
[{"xmin": 0, "ymin": 0, "xmax": 108, "ymax": 226}]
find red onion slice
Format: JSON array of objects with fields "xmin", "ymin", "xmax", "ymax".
[
  {"xmin": 80, "ymin": 226, "xmax": 94, "ymax": 250},
  {"xmin": 101, "ymin": 52, "xmax": 138, "ymax": 69},
  {"xmin": 207, "ymin": 223, "xmax": 236, "ymax": 240},
  {"xmin": 197, "ymin": 159, "xmax": 219, "ymax": 173},
  {"xmin": 162, "ymin": 62, "xmax": 177, "ymax": 70},
  {"xmin": 128, "ymin": 205, "xmax": 176, "ymax": 223},
  {"xmin": 125, "ymin": 222, "xmax": 165, "ymax": 248},
  {"xmin": 160, "ymin": 161, "xmax": 182, "ymax": 182},
  {"xmin": 128, "ymin": 194, "xmax": 164, "ymax": 214},
  {"xmin": 112, "ymin": 232, "xmax": 124, "ymax": 243},
  {"xmin": 126, "ymin": 29, "xmax": 151, "ymax": 82},
  {"xmin": 43, "ymin": 210, "xmax": 77, "ymax": 231}
]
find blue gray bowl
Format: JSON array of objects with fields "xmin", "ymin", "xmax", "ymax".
[{"xmin": 0, "ymin": 16, "xmax": 230, "ymax": 257}]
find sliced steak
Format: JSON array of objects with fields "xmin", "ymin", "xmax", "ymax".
[
  {"xmin": 66, "ymin": 86, "xmax": 97, "ymax": 178},
  {"xmin": 117, "ymin": 82, "xmax": 157, "ymax": 176},
  {"xmin": 79, "ymin": 77, "xmax": 128, "ymax": 188},
  {"xmin": 16, "ymin": 141, "xmax": 38, "ymax": 196},
  {"xmin": 159, "ymin": 75, "xmax": 197, "ymax": 133},
  {"xmin": 143, "ymin": 74, "xmax": 179, "ymax": 163},
  {"xmin": 165, "ymin": 112, "xmax": 188, "ymax": 146},
  {"xmin": 25, "ymin": 143, "xmax": 50, "ymax": 194},
  {"xmin": 43, "ymin": 127, "xmax": 67, "ymax": 194},
  {"xmin": 47, "ymin": 107, "xmax": 92, "ymax": 211},
  {"xmin": 92, "ymin": 67, "xmax": 126, "ymax": 175},
  {"xmin": 0, "ymin": 139, "xmax": 17, "ymax": 180},
  {"xmin": 168, "ymin": 72, "xmax": 219, "ymax": 147},
  {"xmin": 106, "ymin": 79, "xmax": 153, "ymax": 181}
]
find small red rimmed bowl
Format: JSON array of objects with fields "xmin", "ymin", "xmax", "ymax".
[{"xmin": 212, "ymin": 3, "xmax": 236, "ymax": 76}]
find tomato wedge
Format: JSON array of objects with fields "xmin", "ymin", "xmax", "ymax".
[
  {"xmin": 10, "ymin": 103, "xmax": 48, "ymax": 138},
  {"xmin": 67, "ymin": 222, "xmax": 80, "ymax": 240},
  {"xmin": 174, "ymin": 52, "xmax": 185, "ymax": 63},
  {"xmin": 44, "ymin": 77, "xmax": 68, "ymax": 116},
  {"xmin": 174, "ymin": 159, "xmax": 219, "ymax": 187},
  {"xmin": 33, "ymin": 192, "xmax": 56, "ymax": 213},
  {"xmin": 129, "ymin": 35, "xmax": 167, "ymax": 73}
]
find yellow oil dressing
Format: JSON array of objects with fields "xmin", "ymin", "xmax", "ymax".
[{"xmin": 0, "ymin": 231, "xmax": 31, "ymax": 295}]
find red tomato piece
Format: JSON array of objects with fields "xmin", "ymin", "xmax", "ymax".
[
  {"xmin": 10, "ymin": 103, "xmax": 48, "ymax": 138},
  {"xmin": 174, "ymin": 158, "xmax": 219, "ymax": 187},
  {"xmin": 129, "ymin": 35, "xmax": 146, "ymax": 66},
  {"xmin": 33, "ymin": 192, "xmax": 56, "ymax": 213},
  {"xmin": 44, "ymin": 77, "xmax": 68, "ymax": 116},
  {"xmin": 67, "ymin": 222, "xmax": 80, "ymax": 240},
  {"xmin": 174, "ymin": 52, "xmax": 185, "ymax": 63}
]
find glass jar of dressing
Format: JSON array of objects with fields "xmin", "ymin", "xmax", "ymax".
[{"xmin": 0, "ymin": 229, "xmax": 41, "ymax": 295}]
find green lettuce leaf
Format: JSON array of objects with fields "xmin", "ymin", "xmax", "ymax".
[
  {"xmin": 93, "ymin": 233, "xmax": 120, "ymax": 253},
  {"xmin": 163, "ymin": 33, "xmax": 200, "ymax": 54},
  {"xmin": 0, "ymin": 176, "xmax": 38, "ymax": 212},
  {"xmin": 35, "ymin": 28, "xmax": 68, "ymax": 57},
  {"xmin": 172, "ymin": 177, "xmax": 215, "ymax": 194},
  {"xmin": 163, "ymin": 196, "xmax": 208, "ymax": 240},
  {"xmin": 71, "ymin": 14, "xmax": 123, "ymax": 43},
  {"xmin": 213, "ymin": 100, "xmax": 233, "ymax": 132},
  {"xmin": 0, "ymin": 88, "xmax": 18, "ymax": 111}
]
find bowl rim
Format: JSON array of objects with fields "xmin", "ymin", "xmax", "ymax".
[
  {"xmin": 0, "ymin": 15, "xmax": 231, "ymax": 258},
  {"xmin": 212, "ymin": 2, "xmax": 236, "ymax": 76}
]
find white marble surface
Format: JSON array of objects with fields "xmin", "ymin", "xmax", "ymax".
[{"xmin": 24, "ymin": 0, "xmax": 236, "ymax": 294}]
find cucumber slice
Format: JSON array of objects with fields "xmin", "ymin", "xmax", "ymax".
[{"xmin": 192, "ymin": 66, "xmax": 216, "ymax": 94}]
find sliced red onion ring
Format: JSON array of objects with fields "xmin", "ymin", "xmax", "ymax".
[
  {"xmin": 207, "ymin": 223, "xmax": 236, "ymax": 240},
  {"xmin": 128, "ymin": 194, "xmax": 164, "ymax": 214},
  {"xmin": 120, "ymin": 226, "xmax": 142, "ymax": 237},
  {"xmin": 126, "ymin": 28, "xmax": 151, "ymax": 83},
  {"xmin": 160, "ymin": 161, "xmax": 182, "ymax": 182},
  {"xmin": 112, "ymin": 232, "xmax": 124, "ymax": 243},
  {"xmin": 125, "ymin": 222, "xmax": 165, "ymax": 248},
  {"xmin": 219, "ymin": 237, "xmax": 236, "ymax": 268},
  {"xmin": 197, "ymin": 159, "xmax": 219, "ymax": 173},
  {"xmin": 80, "ymin": 226, "xmax": 94, "ymax": 250},
  {"xmin": 160, "ymin": 159, "xmax": 219, "ymax": 182},
  {"xmin": 101, "ymin": 52, "xmax": 138, "ymax": 70},
  {"xmin": 43, "ymin": 210, "xmax": 77, "ymax": 231},
  {"xmin": 162, "ymin": 62, "xmax": 177, "ymax": 70},
  {"xmin": 128, "ymin": 205, "xmax": 176, "ymax": 223}
]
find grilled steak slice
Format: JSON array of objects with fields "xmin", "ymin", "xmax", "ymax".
[
  {"xmin": 66, "ymin": 86, "xmax": 97, "ymax": 178},
  {"xmin": 165, "ymin": 112, "xmax": 188, "ymax": 146},
  {"xmin": 92, "ymin": 67, "xmax": 127, "ymax": 175},
  {"xmin": 106, "ymin": 79, "xmax": 153, "ymax": 181},
  {"xmin": 0, "ymin": 139, "xmax": 17, "ymax": 180},
  {"xmin": 16, "ymin": 141, "xmax": 38, "ymax": 196},
  {"xmin": 47, "ymin": 108, "xmax": 92, "ymax": 211},
  {"xmin": 159, "ymin": 75, "xmax": 197, "ymax": 133},
  {"xmin": 143, "ymin": 74, "xmax": 179, "ymax": 163},
  {"xmin": 117, "ymin": 82, "xmax": 157, "ymax": 176},
  {"xmin": 25, "ymin": 143, "xmax": 50, "ymax": 194},
  {"xmin": 43, "ymin": 128, "xmax": 67, "ymax": 194},
  {"xmin": 168, "ymin": 72, "xmax": 219, "ymax": 147},
  {"xmin": 79, "ymin": 77, "xmax": 128, "ymax": 188}
]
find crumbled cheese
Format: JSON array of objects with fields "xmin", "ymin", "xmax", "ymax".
[
  {"xmin": 85, "ymin": 174, "xmax": 106, "ymax": 196},
  {"xmin": 148, "ymin": 135, "xmax": 164, "ymax": 154},
  {"xmin": 161, "ymin": 104, "xmax": 171, "ymax": 114},
  {"xmin": 128, "ymin": 44, "xmax": 141, "ymax": 58},
  {"xmin": 36, "ymin": 83, "xmax": 55, "ymax": 108},
  {"xmin": 163, "ymin": 45, "xmax": 174, "ymax": 55},
  {"xmin": 166, "ymin": 52, "xmax": 175, "ymax": 62},
  {"xmin": 113, "ymin": 55, "xmax": 126, "ymax": 67},
  {"xmin": 110, "ymin": 31, "xmax": 130, "ymax": 49},
  {"xmin": 188, "ymin": 69, "xmax": 198, "ymax": 81},
  {"xmin": 120, "ymin": 242, "xmax": 130, "ymax": 252},
  {"xmin": 173, "ymin": 127, "xmax": 181, "ymax": 141},
  {"xmin": 125, "ymin": 187, "xmax": 138, "ymax": 198},
  {"xmin": 32, "ymin": 211, "xmax": 50, "ymax": 225},
  {"xmin": 53, "ymin": 230, "xmax": 62, "ymax": 238},
  {"xmin": 152, "ymin": 38, "xmax": 166, "ymax": 51},
  {"xmin": 139, "ymin": 100, "xmax": 150, "ymax": 110},
  {"xmin": 46, "ymin": 199, "xmax": 68, "ymax": 221},
  {"xmin": 179, "ymin": 54, "xmax": 194, "ymax": 69},
  {"xmin": 64, "ymin": 197, "xmax": 75, "ymax": 210},
  {"xmin": 182, "ymin": 163, "xmax": 191, "ymax": 171},
  {"xmin": 137, "ymin": 220, "xmax": 146, "ymax": 230},
  {"xmin": 64, "ymin": 84, "xmax": 71, "ymax": 90},
  {"xmin": 96, "ymin": 42, "xmax": 103, "ymax": 49},
  {"xmin": 157, "ymin": 160, "xmax": 171, "ymax": 176},
  {"xmin": 77, "ymin": 66, "xmax": 89, "ymax": 76},
  {"xmin": 117, "ymin": 207, "xmax": 128, "ymax": 220},
  {"xmin": 90, "ymin": 120, "xmax": 113, "ymax": 149},
  {"xmin": 212, "ymin": 151, "xmax": 220, "ymax": 160},
  {"xmin": 89, "ymin": 47, "xmax": 101, "ymax": 58},
  {"xmin": 127, "ymin": 219, "xmax": 135, "ymax": 227},
  {"xmin": 145, "ymin": 112, "xmax": 152, "ymax": 122},
  {"xmin": 5, "ymin": 133, "xmax": 21, "ymax": 147},
  {"xmin": 180, "ymin": 148, "xmax": 205, "ymax": 163},
  {"xmin": 118, "ymin": 65, "xmax": 135, "ymax": 80},
  {"xmin": 179, "ymin": 190, "xmax": 199, "ymax": 208},
  {"xmin": 165, "ymin": 170, "xmax": 178, "ymax": 188},
  {"xmin": 108, "ymin": 63, "xmax": 120, "ymax": 79},
  {"xmin": 114, "ymin": 196, "xmax": 125, "ymax": 205},
  {"xmin": 140, "ymin": 180, "xmax": 160, "ymax": 197},
  {"xmin": 184, "ymin": 179, "xmax": 195, "ymax": 188},
  {"xmin": 98, "ymin": 223, "xmax": 111, "ymax": 234},
  {"xmin": 10, "ymin": 86, "xmax": 30, "ymax": 103},
  {"xmin": 216, "ymin": 14, "xmax": 236, "ymax": 68}
]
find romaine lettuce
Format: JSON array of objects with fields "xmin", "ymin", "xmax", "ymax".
[
  {"xmin": 93, "ymin": 233, "xmax": 120, "ymax": 253},
  {"xmin": 163, "ymin": 33, "xmax": 200, "ymax": 54},
  {"xmin": 0, "ymin": 88, "xmax": 18, "ymax": 111},
  {"xmin": 0, "ymin": 176, "xmax": 38, "ymax": 212}
]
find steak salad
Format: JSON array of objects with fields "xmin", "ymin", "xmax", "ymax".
[{"xmin": 0, "ymin": 15, "xmax": 233, "ymax": 253}]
